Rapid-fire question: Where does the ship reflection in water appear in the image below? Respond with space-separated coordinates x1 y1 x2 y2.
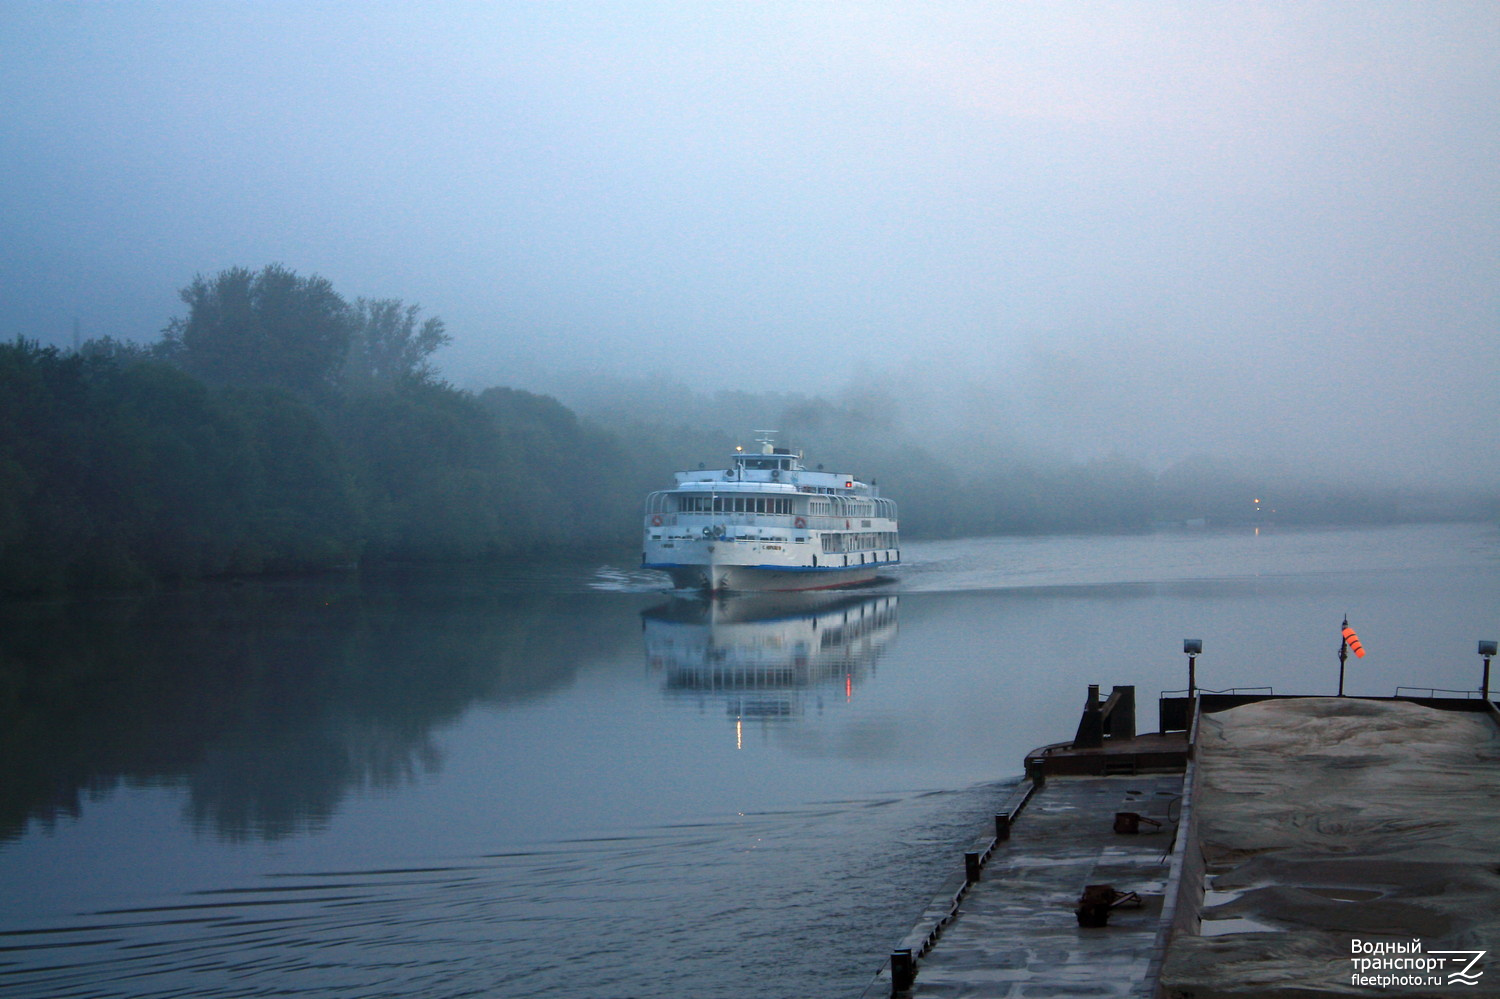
642 591 899 741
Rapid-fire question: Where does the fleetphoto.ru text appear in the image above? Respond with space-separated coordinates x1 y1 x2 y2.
1351 939 1485 989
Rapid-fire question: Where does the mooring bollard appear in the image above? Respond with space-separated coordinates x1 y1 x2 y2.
890 948 915 992
964 851 982 884
994 812 1010 841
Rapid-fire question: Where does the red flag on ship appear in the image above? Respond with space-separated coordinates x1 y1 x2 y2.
1341 620 1365 658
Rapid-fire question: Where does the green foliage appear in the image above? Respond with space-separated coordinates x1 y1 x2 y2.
231 388 364 571
477 386 633 547
0 257 648 594
342 298 450 389
0 338 367 594
164 264 351 398
338 382 507 559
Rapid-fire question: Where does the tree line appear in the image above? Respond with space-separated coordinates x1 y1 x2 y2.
0 264 1485 596
0 265 629 596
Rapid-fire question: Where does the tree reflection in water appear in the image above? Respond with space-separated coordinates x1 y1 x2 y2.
0 568 618 842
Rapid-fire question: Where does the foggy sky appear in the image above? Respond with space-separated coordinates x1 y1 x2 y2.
3 2 1498 488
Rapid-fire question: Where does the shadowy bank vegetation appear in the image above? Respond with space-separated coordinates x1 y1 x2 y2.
1 266 628 596
2 264 1490 597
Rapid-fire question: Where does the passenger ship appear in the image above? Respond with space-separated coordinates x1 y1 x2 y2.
642 437 899 592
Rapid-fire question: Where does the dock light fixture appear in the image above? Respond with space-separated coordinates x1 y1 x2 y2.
1183 639 1202 698
1480 641 1496 701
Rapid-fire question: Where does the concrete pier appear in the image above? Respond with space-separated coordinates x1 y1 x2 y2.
863 684 1188 998
866 690 1500 998
880 774 1183 998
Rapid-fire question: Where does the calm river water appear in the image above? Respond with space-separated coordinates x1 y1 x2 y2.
2 523 1497 998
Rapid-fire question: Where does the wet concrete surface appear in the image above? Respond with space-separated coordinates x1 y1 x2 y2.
890 774 1183 999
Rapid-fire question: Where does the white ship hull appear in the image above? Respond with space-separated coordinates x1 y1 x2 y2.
653 552 896 593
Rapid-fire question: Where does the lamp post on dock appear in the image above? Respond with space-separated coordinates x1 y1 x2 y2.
1183 639 1202 700
1480 640 1496 702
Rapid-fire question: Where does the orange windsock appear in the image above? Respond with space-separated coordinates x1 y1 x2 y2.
1342 625 1365 658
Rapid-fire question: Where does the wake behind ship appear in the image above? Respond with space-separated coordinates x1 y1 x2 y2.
642 437 899 593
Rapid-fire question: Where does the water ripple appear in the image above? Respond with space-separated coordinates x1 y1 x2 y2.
0 784 1007 999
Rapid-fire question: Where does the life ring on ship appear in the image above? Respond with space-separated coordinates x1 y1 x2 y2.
650 514 662 527
794 516 806 529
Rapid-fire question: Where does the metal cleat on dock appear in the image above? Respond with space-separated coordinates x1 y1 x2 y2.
1112 810 1164 834
1075 883 1143 927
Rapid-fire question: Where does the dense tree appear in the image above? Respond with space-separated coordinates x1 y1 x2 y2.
477 387 634 546
0 338 368 595
342 298 450 389
231 388 364 571
337 382 507 559
162 264 351 397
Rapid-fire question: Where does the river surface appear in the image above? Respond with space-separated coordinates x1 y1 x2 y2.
1 522 1497 998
